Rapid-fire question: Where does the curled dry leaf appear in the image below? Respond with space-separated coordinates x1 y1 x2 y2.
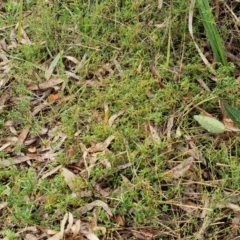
65 212 74 233
78 200 113 217
48 213 68 240
47 212 100 240
71 220 81 236
64 55 80 65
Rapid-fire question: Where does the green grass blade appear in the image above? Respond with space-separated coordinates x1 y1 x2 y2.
223 102 240 126
196 0 227 65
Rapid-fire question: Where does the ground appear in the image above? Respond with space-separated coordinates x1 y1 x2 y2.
1 1 240 239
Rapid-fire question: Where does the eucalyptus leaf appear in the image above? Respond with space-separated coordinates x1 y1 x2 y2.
223 102 240 126
194 115 225 134
45 51 63 80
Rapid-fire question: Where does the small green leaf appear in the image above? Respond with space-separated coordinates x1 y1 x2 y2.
223 102 240 126
194 115 225 134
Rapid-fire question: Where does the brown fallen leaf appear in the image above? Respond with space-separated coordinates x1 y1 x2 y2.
18 26 31 45
61 167 85 192
149 64 165 88
0 92 10 109
61 168 77 192
108 110 125 127
65 71 80 80
137 60 142 73
0 202 8 210
24 234 38 240
0 155 31 168
216 202 240 211
77 200 113 217
232 214 240 230
66 144 76 163
47 93 60 102
166 156 194 179
42 165 62 179
131 230 154 240
0 39 8 51
32 101 49 116
94 184 110 197
113 59 123 76
87 135 115 153
18 127 30 144
0 52 9 61
166 115 174 138
178 200 198 214
85 233 100 240
196 78 211 92
0 142 11 152
149 123 161 143
0 76 10 88
64 55 80 65
27 146 36 153
28 78 64 90
15 227 39 240
48 213 68 240
114 214 125 226
47 212 100 240
200 195 210 218
223 117 240 132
